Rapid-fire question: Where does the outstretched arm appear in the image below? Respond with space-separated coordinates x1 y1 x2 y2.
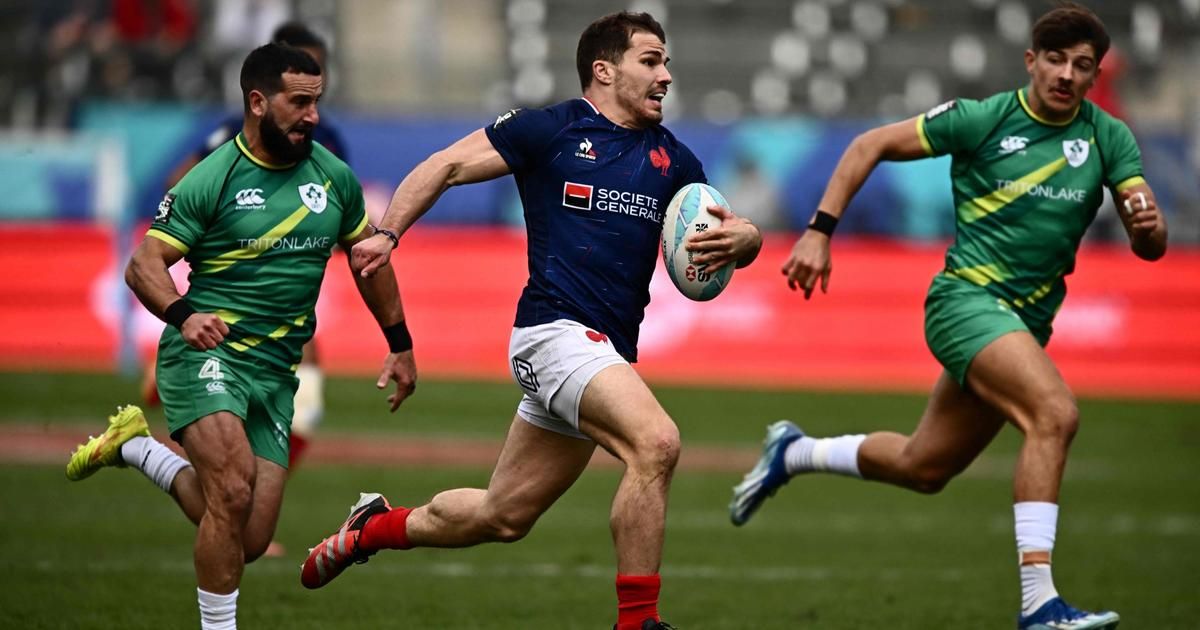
1115 182 1167 261
351 129 511 278
341 231 417 412
782 116 929 298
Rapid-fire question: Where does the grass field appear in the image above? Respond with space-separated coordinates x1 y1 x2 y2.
1 371 1197 629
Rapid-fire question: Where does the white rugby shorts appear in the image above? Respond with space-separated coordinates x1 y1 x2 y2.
508 319 627 440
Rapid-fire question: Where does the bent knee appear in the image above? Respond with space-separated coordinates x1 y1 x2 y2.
1026 396 1080 443
207 480 253 518
482 510 537 543
628 423 681 475
903 462 958 495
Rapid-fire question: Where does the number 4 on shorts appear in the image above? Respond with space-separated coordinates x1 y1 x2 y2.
198 358 224 380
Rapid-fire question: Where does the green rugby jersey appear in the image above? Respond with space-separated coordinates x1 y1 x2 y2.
916 88 1144 328
148 133 368 370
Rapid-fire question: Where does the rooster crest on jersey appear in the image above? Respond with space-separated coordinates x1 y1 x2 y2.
661 183 735 301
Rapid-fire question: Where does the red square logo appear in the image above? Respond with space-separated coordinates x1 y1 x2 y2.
562 182 594 210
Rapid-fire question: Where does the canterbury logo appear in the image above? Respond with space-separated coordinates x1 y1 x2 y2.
235 188 266 206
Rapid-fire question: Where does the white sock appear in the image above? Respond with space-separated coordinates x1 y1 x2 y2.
1015 501 1060 616
197 588 237 630
784 435 866 477
292 364 325 435
120 436 190 493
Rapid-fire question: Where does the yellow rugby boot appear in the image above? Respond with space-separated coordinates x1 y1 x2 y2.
66 405 150 481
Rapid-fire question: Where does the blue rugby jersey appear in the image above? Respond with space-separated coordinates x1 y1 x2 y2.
484 98 706 361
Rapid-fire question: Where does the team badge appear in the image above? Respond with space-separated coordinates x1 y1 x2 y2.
298 182 327 214
1063 139 1089 168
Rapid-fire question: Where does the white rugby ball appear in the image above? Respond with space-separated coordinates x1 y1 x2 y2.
661 183 734 301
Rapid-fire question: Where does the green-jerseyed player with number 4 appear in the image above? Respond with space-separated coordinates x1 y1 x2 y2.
65 43 417 630
730 3 1165 629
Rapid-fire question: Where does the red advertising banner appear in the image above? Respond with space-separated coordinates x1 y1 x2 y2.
1 224 1197 399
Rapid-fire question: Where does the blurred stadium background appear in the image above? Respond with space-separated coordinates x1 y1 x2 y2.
0 1 1197 628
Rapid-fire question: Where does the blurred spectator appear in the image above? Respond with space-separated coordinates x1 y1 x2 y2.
1089 45 1127 121
724 153 785 231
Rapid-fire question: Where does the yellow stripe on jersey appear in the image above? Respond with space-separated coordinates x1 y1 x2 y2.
212 309 244 325
341 212 369 241
1010 279 1057 309
234 134 296 170
147 229 190 254
915 115 934 156
227 336 262 352
228 314 306 352
960 157 1069 222
1115 176 1146 193
1017 89 1078 127
199 182 333 274
945 264 1008 286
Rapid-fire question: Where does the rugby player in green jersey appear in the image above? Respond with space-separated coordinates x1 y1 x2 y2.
729 4 1165 628
65 43 416 630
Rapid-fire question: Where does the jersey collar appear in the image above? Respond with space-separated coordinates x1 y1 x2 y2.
235 132 297 170
1017 88 1079 127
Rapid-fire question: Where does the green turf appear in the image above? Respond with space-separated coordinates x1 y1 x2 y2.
2 371 1197 628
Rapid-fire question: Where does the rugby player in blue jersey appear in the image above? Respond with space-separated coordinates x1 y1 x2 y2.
300 12 761 629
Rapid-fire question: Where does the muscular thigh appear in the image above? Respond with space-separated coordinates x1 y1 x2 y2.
905 371 1007 477
576 364 676 463
965 330 1072 432
484 416 595 519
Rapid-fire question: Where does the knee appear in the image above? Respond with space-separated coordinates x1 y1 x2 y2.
1027 396 1079 444
628 422 681 479
481 508 537 544
907 465 955 495
206 477 253 521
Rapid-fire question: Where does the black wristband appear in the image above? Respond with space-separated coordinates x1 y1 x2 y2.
164 299 196 330
382 320 413 353
807 210 839 237
372 226 399 249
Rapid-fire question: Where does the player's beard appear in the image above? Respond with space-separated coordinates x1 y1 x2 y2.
259 108 314 163
613 68 662 127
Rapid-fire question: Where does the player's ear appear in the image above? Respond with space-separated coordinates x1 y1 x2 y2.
248 89 269 117
1023 49 1036 75
592 60 614 86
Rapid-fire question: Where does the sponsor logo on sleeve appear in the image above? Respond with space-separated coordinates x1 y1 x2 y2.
493 108 523 129
154 193 177 224
925 100 957 120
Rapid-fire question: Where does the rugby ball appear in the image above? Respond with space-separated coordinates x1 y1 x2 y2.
661 183 735 301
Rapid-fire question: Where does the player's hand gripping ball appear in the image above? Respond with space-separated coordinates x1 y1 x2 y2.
661 183 735 301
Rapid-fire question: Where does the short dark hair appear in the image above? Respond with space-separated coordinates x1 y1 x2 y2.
272 21 326 53
239 43 322 112
1032 2 1110 63
576 12 666 90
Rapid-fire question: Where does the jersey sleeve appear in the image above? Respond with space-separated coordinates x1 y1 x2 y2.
483 106 566 174
1098 115 1145 192
146 168 217 255
337 170 369 240
916 97 998 157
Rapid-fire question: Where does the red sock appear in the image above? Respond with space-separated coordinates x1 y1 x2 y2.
359 506 414 551
616 573 660 630
288 434 309 470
